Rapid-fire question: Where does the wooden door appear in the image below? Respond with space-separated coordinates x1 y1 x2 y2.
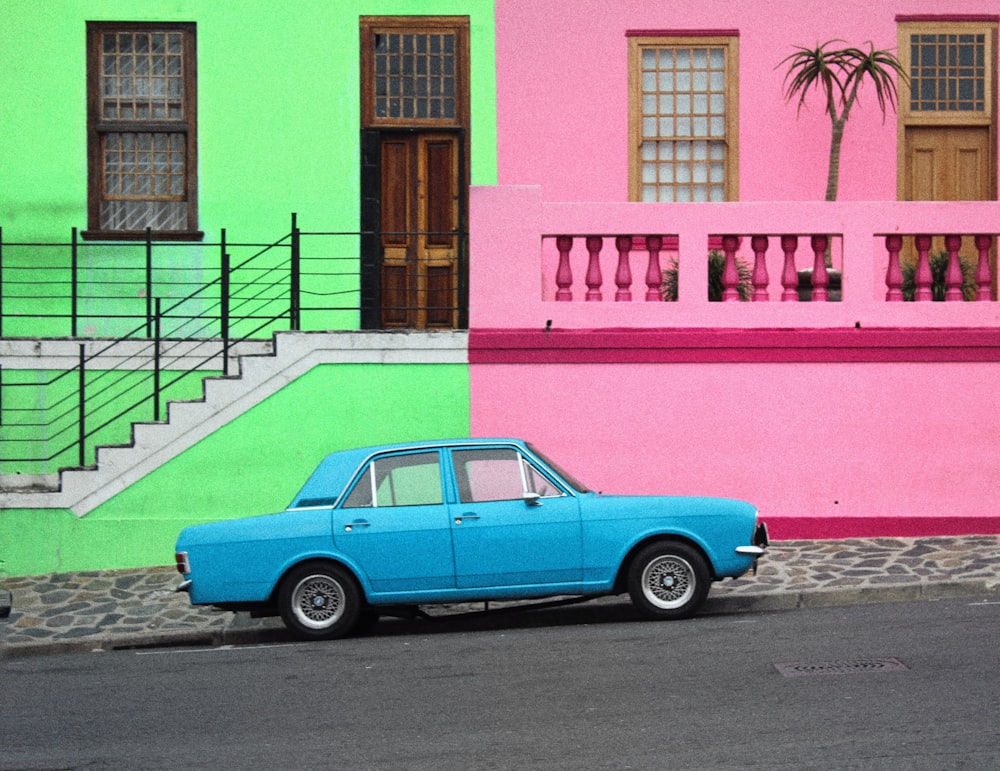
379 132 460 329
904 126 991 202
902 126 993 273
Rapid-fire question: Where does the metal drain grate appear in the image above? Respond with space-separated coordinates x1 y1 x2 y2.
775 658 909 677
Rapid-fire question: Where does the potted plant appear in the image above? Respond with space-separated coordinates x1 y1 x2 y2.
900 252 978 301
662 251 753 302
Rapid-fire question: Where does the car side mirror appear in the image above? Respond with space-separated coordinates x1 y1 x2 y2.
523 492 542 506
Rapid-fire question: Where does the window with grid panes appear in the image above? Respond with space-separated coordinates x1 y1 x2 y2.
628 34 738 202
85 22 199 239
375 32 455 120
360 17 468 128
899 22 995 119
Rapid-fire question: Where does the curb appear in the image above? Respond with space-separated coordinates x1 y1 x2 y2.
707 578 997 615
3 578 996 661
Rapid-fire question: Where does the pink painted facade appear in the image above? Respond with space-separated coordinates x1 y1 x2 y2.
469 2 1000 539
494 0 1000 200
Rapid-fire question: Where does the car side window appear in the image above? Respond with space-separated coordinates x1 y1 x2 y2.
453 448 561 503
342 452 442 508
522 459 556 498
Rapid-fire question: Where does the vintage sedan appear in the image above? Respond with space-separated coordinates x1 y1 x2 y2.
175 439 767 640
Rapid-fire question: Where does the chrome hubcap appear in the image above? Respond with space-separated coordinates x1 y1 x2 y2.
292 574 345 629
642 555 694 609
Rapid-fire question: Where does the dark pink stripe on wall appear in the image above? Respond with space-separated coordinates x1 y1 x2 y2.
895 15 998 22
768 516 1000 540
626 29 740 37
469 328 1000 364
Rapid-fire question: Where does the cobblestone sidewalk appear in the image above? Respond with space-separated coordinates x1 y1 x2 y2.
2 536 998 658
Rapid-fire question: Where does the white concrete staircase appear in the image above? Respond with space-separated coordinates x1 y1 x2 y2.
0 330 468 516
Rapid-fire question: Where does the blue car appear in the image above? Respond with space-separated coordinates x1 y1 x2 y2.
175 439 767 640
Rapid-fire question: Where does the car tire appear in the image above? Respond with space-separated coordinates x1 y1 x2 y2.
627 541 710 620
278 563 362 640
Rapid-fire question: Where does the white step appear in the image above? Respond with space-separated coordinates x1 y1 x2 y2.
0 331 468 515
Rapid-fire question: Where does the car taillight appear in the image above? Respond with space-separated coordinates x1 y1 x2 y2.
175 551 191 574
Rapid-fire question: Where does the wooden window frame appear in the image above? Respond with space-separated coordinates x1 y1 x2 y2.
360 16 470 130
84 21 200 241
896 17 998 202
897 17 997 127
627 31 740 202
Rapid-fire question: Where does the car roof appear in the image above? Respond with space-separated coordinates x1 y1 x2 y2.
290 438 531 508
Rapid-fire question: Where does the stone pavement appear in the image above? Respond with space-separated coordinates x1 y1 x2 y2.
2 535 998 659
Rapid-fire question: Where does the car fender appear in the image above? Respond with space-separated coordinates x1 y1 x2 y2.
612 526 719 575
177 508 378 606
578 494 759 581
266 549 378 602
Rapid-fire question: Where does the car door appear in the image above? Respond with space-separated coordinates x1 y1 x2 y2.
448 447 583 589
332 450 455 594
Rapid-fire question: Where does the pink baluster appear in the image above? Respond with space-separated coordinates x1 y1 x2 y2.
615 235 633 302
914 235 933 302
884 234 904 302
555 235 573 301
944 234 964 302
974 234 994 302
810 234 829 302
585 236 603 301
721 235 741 301
780 235 799 302
645 234 664 301
751 235 769 302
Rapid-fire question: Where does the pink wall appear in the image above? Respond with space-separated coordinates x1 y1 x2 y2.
495 0 1000 202
467 184 1000 538
483 3 1000 539
470 358 1000 538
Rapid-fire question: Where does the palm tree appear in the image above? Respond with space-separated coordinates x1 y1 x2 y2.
779 41 907 201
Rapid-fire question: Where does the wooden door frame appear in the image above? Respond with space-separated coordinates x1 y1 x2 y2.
360 127 468 330
896 17 998 202
358 15 470 329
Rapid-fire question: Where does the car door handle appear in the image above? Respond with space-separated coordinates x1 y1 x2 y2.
344 520 371 532
454 514 480 524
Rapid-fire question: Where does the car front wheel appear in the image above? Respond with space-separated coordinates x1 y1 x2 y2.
278 563 362 640
627 542 710 620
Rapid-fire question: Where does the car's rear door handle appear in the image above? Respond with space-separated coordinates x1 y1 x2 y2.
344 520 371 532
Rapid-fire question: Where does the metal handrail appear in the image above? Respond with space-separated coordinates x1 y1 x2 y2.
0 216 469 477
0 217 300 474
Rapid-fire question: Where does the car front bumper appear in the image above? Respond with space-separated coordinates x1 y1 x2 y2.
735 520 769 556
734 521 768 574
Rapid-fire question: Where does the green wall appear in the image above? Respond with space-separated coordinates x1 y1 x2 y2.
0 1 493 575
0 361 470 577
0 0 497 240
0 1 497 335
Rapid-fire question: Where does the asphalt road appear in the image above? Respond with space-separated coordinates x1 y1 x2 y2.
2 597 998 770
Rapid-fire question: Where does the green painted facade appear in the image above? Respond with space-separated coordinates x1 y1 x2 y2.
1 362 471 577
0 1 494 577
0 0 497 240
1 0 497 336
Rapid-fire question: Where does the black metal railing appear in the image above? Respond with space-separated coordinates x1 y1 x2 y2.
0 218 299 477
0 215 468 478
0 218 299 340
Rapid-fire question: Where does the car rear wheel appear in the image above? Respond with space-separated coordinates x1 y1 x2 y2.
279 563 362 640
627 542 710 620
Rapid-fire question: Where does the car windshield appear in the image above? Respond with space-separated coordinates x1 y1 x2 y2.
526 443 591 493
